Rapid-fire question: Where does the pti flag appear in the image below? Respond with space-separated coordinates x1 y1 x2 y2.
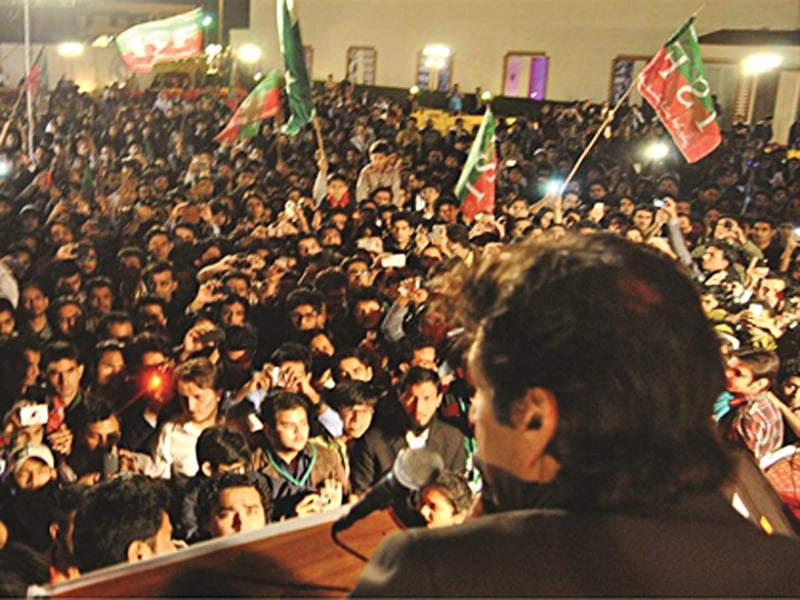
455 108 497 223
215 69 283 143
115 8 204 74
277 0 315 136
26 47 49 115
638 17 721 163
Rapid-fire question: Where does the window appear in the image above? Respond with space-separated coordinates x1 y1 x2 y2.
346 47 377 85
502 52 549 100
416 45 453 92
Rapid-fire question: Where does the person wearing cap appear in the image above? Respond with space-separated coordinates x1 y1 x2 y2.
0 443 59 553
356 140 402 206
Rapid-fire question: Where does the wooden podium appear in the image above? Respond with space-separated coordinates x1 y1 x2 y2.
44 506 400 597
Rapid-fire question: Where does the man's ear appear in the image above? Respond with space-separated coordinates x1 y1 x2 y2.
398 362 409 374
200 460 214 478
752 376 771 394
510 387 559 482
127 539 153 563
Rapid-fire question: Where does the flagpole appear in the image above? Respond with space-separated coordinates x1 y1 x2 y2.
312 116 325 162
558 80 636 196
23 0 34 159
0 85 28 151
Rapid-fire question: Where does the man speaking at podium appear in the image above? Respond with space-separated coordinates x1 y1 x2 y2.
353 234 800 597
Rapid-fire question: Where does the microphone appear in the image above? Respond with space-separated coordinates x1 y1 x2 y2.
333 447 443 533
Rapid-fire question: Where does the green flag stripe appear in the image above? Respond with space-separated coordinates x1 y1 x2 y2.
664 17 716 116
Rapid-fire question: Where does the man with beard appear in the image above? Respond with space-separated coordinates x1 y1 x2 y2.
349 366 466 499
354 234 800 597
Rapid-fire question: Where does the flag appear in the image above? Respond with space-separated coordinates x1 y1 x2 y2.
26 46 49 115
637 17 721 163
277 0 315 136
455 108 497 223
214 69 283 143
115 8 204 74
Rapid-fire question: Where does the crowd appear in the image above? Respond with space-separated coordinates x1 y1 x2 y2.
0 68 796 593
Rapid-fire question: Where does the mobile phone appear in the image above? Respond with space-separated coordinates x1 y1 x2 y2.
593 202 605 212
653 198 665 208
356 238 371 250
199 329 225 345
19 404 48 427
381 254 407 268
102 452 120 480
749 303 764 318
246 413 264 433
432 224 446 238
794 227 800 238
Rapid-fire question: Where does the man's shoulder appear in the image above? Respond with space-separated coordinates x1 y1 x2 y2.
429 417 465 441
355 502 800 597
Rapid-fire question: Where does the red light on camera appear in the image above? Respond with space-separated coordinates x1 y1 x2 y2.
147 374 163 391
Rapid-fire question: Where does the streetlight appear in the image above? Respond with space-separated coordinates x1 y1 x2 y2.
237 44 262 64
57 42 84 58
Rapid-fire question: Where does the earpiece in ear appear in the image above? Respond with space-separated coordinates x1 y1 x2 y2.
529 416 542 430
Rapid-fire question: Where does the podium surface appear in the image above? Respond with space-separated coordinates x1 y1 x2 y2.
45 506 399 597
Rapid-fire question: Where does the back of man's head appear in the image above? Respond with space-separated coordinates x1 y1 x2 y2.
458 233 732 510
73 475 171 573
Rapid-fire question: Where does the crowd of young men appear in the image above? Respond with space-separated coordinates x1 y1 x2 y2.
0 69 797 591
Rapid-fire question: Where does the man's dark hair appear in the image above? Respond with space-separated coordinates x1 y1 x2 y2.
271 342 311 373
144 261 175 285
260 390 309 429
286 287 325 314
41 340 81 369
85 276 114 295
734 348 780 388
75 397 118 440
332 346 374 382
0 298 14 316
313 267 348 293
97 311 134 340
424 470 473 514
399 335 437 365
457 233 732 510
195 472 272 538
399 366 441 394
327 380 380 410
196 425 251 471
126 331 172 372
446 224 470 248
72 475 170 572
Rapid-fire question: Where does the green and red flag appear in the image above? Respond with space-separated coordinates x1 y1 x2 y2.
455 107 497 223
277 0 315 136
637 17 721 163
214 69 283 143
26 46 49 115
115 8 204 74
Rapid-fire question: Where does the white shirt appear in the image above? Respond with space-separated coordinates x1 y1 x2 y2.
151 418 205 479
